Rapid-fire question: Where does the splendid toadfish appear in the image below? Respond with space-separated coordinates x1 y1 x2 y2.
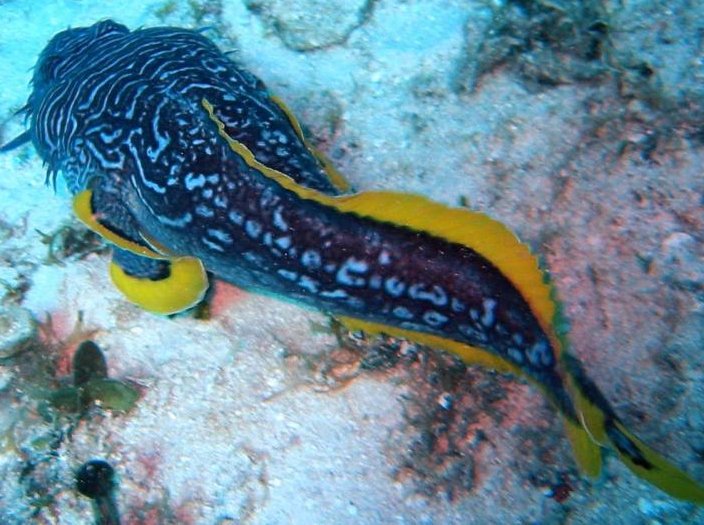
2 20 702 503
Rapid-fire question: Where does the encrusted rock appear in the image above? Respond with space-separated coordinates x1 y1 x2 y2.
0 304 36 359
657 232 703 291
245 0 372 51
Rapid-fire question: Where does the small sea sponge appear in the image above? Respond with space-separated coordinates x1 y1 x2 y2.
83 378 139 413
49 340 139 414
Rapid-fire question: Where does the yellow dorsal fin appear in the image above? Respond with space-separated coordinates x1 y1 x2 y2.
204 98 556 346
270 95 351 193
310 147 352 193
270 95 306 142
334 193 557 345
73 190 163 259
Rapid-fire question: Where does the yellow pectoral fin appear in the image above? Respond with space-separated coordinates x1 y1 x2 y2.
73 190 163 259
109 256 209 315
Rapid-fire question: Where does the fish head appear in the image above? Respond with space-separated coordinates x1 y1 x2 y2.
30 20 129 107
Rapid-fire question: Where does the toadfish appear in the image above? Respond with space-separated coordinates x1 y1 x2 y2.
2 20 702 503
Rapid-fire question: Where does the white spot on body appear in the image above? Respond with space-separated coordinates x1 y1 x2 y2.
423 310 448 327
301 250 322 270
214 194 228 208
320 288 349 299
228 210 244 225
527 339 553 367
378 250 392 265
157 212 192 227
195 205 214 218
245 219 262 239
408 284 448 306
207 229 233 244
393 306 414 320
272 207 288 232
481 298 497 328
458 324 488 343
451 298 465 313
384 277 405 297
202 237 225 253
320 289 348 299
277 269 298 281
298 275 319 293
243 252 263 265
275 236 292 249
507 347 524 363
185 173 206 190
336 258 369 287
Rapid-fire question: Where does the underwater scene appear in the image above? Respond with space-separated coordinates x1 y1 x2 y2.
0 0 703 523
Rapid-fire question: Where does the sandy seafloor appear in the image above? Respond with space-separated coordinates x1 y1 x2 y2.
0 0 703 523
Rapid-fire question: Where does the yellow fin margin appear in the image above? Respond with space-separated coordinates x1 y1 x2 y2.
338 316 521 375
73 190 163 259
109 257 208 315
342 316 603 478
270 95 351 192
205 98 553 342
564 417 603 478
209 96 601 473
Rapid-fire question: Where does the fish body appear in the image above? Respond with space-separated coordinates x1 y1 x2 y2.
3 20 703 503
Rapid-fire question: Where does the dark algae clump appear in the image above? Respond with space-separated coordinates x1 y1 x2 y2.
50 340 139 414
76 459 121 525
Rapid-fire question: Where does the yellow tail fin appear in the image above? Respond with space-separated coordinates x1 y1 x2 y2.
563 354 704 504
564 416 603 478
